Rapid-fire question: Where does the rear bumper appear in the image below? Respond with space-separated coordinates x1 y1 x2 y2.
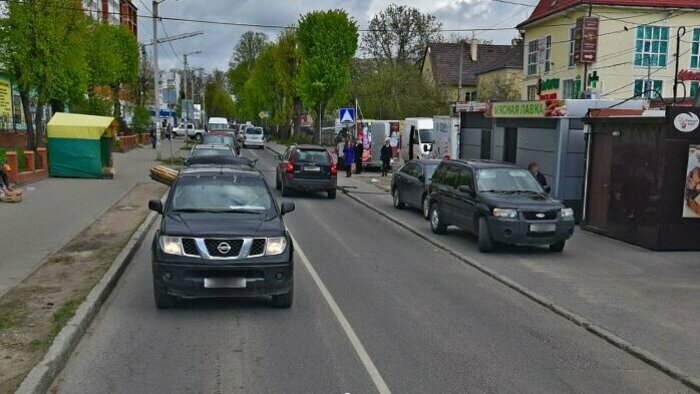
487 217 575 245
285 176 337 191
153 260 293 298
244 140 264 147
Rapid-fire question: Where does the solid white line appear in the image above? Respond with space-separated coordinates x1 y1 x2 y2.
288 232 391 394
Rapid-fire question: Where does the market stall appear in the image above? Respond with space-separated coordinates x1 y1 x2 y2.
47 113 117 178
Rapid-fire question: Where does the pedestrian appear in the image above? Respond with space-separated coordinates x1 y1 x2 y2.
0 160 13 193
354 139 363 174
528 162 548 189
343 139 355 177
380 138 391 177
149 124 157 149
336 131 346 171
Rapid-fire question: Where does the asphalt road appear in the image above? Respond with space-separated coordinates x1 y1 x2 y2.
51 146 688 393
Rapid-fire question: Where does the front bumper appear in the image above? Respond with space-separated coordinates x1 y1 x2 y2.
285 175 337 191
487 217 575 245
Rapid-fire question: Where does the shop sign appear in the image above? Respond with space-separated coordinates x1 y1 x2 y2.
489 100 567 118
678 69 700 82
0 76 12 120
683 144 700 218
574 16 599 64
673 111 700 133
454 101 487 113
539 78 560 100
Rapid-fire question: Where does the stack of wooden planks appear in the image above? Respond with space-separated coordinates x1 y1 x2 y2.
1 189 23 203
149 165 178 186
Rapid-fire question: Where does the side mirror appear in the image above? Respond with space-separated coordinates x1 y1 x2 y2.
423 144 430 152
418 175 425 183
458 185 474 195
280 201 296 215
148 199 163 214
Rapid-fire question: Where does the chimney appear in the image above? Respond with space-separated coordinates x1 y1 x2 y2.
470 39 478 61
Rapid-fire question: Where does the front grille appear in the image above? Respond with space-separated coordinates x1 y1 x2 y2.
522 210 558 220
182 238 199 256
205 239 243 258
250 239 266 256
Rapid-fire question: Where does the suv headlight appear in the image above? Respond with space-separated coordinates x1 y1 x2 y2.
561 208 575 218
265 237 287 256
159 236 183 256
492 208 517 218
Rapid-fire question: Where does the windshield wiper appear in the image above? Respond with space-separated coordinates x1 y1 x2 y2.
172 208 262 214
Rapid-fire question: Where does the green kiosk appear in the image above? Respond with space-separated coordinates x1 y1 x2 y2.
47 113 117 178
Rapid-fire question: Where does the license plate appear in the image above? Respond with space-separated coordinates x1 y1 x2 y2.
530 223 556 233
304 166 321 172
204 277 246 289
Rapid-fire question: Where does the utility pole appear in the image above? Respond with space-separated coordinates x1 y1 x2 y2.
182 51 201 121
152 0 161 145
458 40 463 102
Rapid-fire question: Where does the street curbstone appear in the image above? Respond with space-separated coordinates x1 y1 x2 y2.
16 193 166 394
341 188 700 393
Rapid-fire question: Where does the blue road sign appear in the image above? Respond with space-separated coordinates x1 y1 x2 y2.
339 108 355 124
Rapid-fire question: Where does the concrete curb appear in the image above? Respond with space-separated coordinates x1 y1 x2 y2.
16 197 164 394
341 189 700 392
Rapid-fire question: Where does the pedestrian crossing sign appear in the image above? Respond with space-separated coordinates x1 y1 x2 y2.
339 108 355 125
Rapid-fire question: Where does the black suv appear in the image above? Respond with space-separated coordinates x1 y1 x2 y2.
427 160 575 253
148 166 296 308
275 145 337 199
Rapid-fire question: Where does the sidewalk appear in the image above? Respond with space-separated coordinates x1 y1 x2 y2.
0 139 184 297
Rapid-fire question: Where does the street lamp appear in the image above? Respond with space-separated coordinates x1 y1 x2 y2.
183 50 201 121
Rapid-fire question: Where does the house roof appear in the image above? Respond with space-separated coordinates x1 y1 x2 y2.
518 0 700 28
423 42 518 86
475 44 524 75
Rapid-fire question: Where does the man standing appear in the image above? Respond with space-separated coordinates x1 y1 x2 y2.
528 162 548 189
354 139 363 174
380 138 391 177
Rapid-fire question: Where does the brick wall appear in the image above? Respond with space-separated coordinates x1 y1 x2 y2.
0 132 27 149
5 147 48 185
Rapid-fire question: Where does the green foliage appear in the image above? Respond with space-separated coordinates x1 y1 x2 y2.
69 95 113 116
132 106 151 134
296 10 358 123
350 60 448 119
205 76 236 119
231 31 268 67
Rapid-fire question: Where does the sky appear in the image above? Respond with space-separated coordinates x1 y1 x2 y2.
134 0 536 71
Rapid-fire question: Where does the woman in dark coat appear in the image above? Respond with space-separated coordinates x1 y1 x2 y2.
354 140 363 174
380 138 391 177
343 140 355 177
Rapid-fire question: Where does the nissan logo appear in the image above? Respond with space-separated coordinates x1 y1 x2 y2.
217 242 232 254
536 213 546 218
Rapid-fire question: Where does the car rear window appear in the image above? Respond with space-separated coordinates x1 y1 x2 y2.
247 128 263 135
191 148 232 157
296 149 330 164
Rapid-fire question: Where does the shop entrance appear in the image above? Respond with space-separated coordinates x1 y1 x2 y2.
586 132 613 231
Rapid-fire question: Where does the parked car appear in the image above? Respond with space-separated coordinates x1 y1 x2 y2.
391 159 441 219
275 145 337 199
202 132 240 155
185 144 237 165
427 160 575 253
243 127 265 149
237 124 250 142
148 166 296 308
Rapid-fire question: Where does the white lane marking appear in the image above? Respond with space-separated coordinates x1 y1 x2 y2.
288 232 391 394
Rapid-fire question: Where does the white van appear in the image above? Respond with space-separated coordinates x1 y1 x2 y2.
207 117 229 131
433 116 460 160
401 118 435 162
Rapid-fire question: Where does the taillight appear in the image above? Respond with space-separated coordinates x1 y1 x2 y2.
331 162 337 175
285 162 294 173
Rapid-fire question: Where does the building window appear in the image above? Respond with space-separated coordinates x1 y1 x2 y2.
690 81 699 98
634 25 669 68
464 91 477 101
527 84 538 100
562 78 581 99
527 40 538 75
568 27 576 67
544 36 552 73
691 28 700 69
634 79 663 98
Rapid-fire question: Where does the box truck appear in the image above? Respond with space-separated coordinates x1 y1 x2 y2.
433 116 460 160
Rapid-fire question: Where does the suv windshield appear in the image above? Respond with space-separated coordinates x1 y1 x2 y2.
191 148 232 157
296 149 330 164
171 176 273 212
209 124 228 131
419 129 434 143
477 168 543 193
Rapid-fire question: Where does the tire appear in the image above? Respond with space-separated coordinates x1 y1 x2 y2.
327 189 337 199
153 285 176 309
272 283 293 308
478 216 495 253
195 133 203 142
392 188 405 209
550 240 566 252
281 182 291 197
429 203 447 234
421 194 430 220
276 173 281 190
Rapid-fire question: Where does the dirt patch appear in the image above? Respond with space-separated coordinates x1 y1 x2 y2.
0 182 166 392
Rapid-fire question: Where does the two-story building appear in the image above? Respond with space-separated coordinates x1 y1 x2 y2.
518 0 700 101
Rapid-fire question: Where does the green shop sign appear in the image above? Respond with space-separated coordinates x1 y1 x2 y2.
490 102 546 118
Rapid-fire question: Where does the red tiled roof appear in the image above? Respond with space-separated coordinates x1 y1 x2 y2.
518 0 700 28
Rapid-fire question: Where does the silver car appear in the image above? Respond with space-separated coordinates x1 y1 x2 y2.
243 127 265 149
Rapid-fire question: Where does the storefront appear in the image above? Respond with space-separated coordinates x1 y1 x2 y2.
583 106 700 250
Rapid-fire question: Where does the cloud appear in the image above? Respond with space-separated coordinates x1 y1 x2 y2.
138 0 526 71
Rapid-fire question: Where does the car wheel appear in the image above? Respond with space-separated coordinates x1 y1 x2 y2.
421 194 430 220
550 240 566 252
281 182 291 197
272 283 293 308
478 216 495 253
327 189 337 199
392 188 405 209
430 203 447 234
153 285 176 309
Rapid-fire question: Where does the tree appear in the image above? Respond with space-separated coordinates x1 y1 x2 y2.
131 105 151 133
231 31 268 69
205 70 236 119
478 73 521 101
107 26 139 119
272 30 301 135
296 10 358 142
136 47 154 106
0 0 90 150
361 4 442 66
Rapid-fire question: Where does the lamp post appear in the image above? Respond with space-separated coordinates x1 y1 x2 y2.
183 50 201 121
152 0 167 145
